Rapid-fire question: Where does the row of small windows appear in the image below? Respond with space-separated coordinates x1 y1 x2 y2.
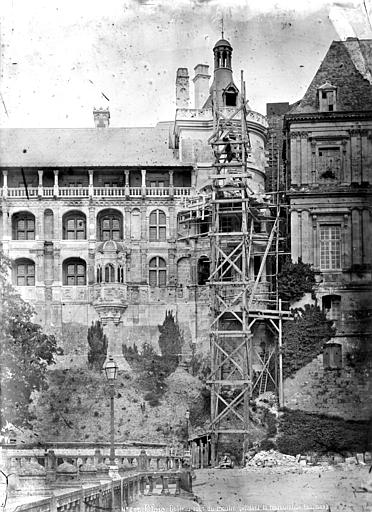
13 256 171 287
11 209 168 241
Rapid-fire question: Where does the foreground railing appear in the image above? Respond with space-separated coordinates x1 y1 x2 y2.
1 448 193 509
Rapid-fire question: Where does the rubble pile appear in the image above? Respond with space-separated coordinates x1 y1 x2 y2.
245 449 297 468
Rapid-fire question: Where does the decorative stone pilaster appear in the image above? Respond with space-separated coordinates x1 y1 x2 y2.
2 170 8 198
88 169 94 198
38 170 43 197
125 170 130 198
141 169 146 197
53 170 59 197
169 170 174 198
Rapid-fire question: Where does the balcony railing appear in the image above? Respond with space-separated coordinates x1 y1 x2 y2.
2 186 193 199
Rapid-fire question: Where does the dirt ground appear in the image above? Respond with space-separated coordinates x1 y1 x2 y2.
192 467 372 511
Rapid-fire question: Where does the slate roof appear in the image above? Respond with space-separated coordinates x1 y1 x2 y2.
0 122 186 168
289 38 372 114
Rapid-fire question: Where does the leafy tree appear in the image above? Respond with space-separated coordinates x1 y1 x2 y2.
282 304 334 379
87 320 108 371
158 311 183 373
0 251 58 427
277 258 316 305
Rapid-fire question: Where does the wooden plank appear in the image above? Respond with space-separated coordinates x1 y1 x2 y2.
206 380 251 385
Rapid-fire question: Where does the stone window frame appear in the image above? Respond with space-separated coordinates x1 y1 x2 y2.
317 83 337 112
149 209 167 242
197 255 210 285
12 211 35 240
319 224 342 271
62 210 87 240
322 294 342 321
96 208 123 242
309 136 347 184
13 258 35 286
316 145 342 182
148 256 167 288
62 257 87 286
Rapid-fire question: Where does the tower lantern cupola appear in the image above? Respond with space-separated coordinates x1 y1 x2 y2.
213 38 232 71
211 36 239 109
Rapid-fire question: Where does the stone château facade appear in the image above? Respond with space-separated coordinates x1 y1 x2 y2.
0 37 268 369
283 37 372 420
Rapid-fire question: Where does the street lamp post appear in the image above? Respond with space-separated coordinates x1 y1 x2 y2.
185 409 190 449
104 356 118 466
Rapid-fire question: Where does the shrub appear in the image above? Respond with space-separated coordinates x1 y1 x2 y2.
87 321 108 371
158 311 183 373
277 258 315 304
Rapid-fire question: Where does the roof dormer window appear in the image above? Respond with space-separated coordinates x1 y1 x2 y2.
223 83 238 107
318 82 337 112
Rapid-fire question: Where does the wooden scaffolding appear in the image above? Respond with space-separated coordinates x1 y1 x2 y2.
178 72 291 463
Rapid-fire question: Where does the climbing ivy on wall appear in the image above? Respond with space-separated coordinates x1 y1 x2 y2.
276 408 370 455
277 258 316 304
282 305 334 379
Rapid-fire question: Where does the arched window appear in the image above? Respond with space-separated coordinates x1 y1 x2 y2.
12 212 35 240
149 210 166 241
44 209 54 240
117 265 124 283
104 264 115 283
149 257 166 287
96 265 103 283
62 211 86 240
224 87 237 107
14 258 35 286
63 258 86 285
198 257 210 285
97 209 123 241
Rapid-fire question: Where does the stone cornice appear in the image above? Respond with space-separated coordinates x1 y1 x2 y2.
288 188 372 199
284 110 372 127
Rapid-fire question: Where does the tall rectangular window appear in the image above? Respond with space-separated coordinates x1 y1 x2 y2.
320 225 341 270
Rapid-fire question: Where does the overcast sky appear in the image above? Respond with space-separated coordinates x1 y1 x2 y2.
0 0 371 128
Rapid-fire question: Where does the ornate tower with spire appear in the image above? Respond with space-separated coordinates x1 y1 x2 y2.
211 36 239 109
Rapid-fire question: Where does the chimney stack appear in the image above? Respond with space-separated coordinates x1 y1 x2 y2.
93 107 110 128
193 64 210 109
176 68 190 108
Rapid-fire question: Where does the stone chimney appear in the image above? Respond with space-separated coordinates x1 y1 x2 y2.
93 107 110 128
193 64 210 109
176 68 190 108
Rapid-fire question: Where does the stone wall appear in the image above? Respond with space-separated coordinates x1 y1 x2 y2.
284 343 372 421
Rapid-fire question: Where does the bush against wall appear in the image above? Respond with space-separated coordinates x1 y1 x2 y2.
277 258 315 304
0 250 59 427
282 304 334 379
276 408 370 455
158 310 183 373
87 321 108 371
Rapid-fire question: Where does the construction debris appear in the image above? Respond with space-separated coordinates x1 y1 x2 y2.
245 449 297 468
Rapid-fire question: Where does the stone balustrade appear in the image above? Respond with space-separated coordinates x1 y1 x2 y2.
2 186 192 199
1 448 193 509
1 447 183 480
